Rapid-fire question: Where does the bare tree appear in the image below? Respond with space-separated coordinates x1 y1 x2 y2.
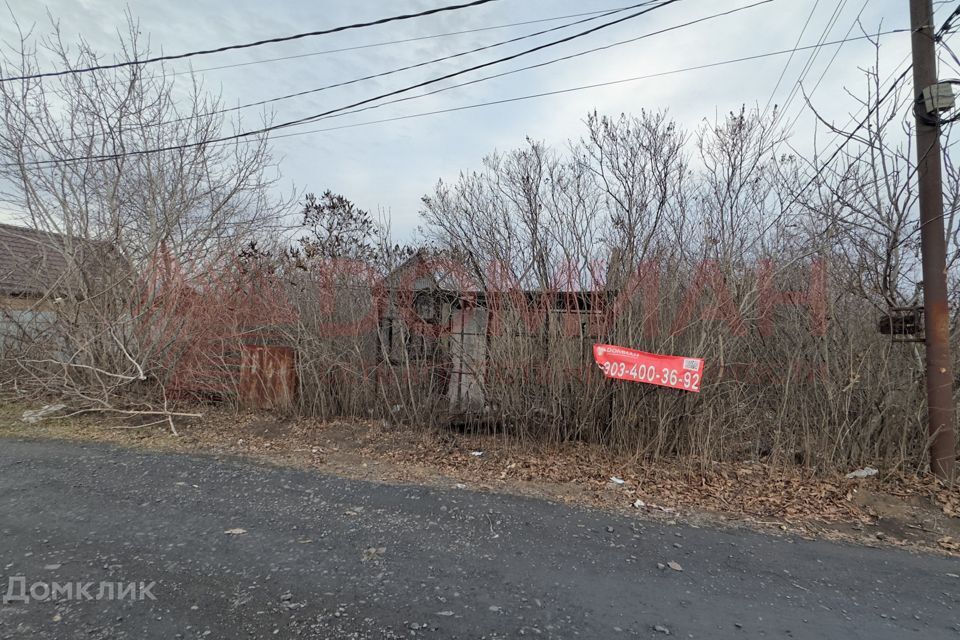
0 13 285 425
413 95 952 472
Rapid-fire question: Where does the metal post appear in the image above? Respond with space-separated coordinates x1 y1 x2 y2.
910 0 956 481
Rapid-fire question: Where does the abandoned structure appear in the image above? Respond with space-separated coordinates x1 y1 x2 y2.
0 222 68 311
378 253 608 413
0 222 96 345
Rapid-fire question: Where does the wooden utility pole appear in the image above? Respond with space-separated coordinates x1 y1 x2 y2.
910 0 956 481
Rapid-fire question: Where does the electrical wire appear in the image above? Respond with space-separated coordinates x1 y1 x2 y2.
139 5 652 81
274 31 909 140
807 0 960 145
753 0 901 237
788 67 915 220
10 0 687 165
295 0 789 128
150 2 655 126
937 2 960 40
761 0 869 182
913 5 960 125
35 0 749 146
780 1 871 134
772 0 852 131
0 0 500 83
4 27 908 168
761 0 821 121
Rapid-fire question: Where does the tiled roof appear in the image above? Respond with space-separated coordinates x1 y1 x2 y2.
0 222 112 297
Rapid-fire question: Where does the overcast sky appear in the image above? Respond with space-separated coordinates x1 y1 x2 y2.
0 0 948 238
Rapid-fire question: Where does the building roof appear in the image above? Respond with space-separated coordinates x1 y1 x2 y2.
383 251 609 311
0 222 113 297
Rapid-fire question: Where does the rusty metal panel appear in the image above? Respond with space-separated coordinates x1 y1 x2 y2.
239 345 297 410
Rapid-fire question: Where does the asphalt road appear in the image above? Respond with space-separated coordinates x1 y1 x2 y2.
0 439 958 639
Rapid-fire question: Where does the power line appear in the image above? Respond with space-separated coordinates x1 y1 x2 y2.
265 30 909 141
752 0 865 219
801 0 960 176
784 0 960 154
298 0 779 127
12 0 687 165
37 0 741 145
0 0 500 83
162 2 654 125
79 5 651 87
744 62 914 252
772 0 852 130
158 5 648 79
7 27 906 167
761 0 821 121
202 29 909 144
788 66 915 217
792 80 913 189
780 0 870 134
937 1 960 40
786 0 960 203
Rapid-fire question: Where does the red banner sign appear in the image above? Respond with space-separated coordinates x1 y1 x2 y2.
593 344 703 393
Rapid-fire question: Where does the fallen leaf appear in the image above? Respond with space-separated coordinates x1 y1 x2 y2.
667 561 683 572
937 536 960 552
224 528 247 536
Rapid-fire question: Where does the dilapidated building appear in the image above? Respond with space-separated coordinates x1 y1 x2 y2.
378 254 608 414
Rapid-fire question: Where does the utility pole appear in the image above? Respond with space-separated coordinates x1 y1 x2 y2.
910 0 956 481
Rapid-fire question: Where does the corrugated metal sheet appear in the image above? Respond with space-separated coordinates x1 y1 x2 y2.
239 345 296 410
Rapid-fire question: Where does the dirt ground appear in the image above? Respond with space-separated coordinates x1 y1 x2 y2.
2 402 959 556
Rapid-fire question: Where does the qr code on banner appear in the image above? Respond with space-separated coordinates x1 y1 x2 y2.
683 359 700 371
